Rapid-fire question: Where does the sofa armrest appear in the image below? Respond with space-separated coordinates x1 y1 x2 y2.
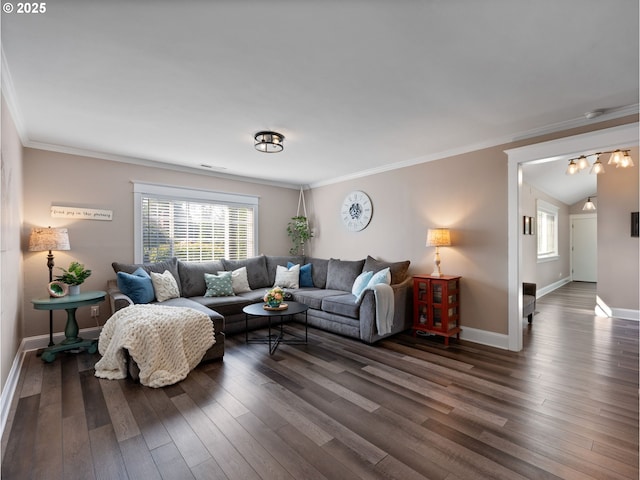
107 279 134 314
359 276 413 343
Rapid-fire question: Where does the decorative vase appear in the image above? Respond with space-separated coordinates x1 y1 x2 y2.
267 299 281 308
68 285 81 296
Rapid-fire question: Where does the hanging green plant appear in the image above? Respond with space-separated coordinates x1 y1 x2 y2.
287 216 313 255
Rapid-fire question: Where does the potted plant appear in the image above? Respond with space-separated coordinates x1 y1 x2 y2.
287 216 313 255
55 261 92 295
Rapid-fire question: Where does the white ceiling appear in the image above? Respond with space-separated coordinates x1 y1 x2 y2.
2 1 638 197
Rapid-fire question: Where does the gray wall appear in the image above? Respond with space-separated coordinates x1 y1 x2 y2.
597 146 639 311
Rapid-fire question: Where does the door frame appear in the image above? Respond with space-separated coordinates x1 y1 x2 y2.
505 123 638 351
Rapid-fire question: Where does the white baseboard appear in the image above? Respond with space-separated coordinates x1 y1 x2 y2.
0 343 27 440
612 308 640 321
0 326 102 439
460 326 510 350
537 276 572 298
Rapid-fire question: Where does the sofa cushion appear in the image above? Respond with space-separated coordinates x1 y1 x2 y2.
222 256 270 289
116 268 155 304
265 256 304 285
190 294 256 317
326 258 365 292
204 272 235 297
304 257 329 288
288 261 313 288
291 288 350 310
363 255 410 285
112 257 182 296
322 294 361 319
178 260 225 297
274 264 300 288
150 270 180 302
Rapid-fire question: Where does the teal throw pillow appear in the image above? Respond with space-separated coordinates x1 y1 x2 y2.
117 267 155 304
204 271 235 297
288 261 314 288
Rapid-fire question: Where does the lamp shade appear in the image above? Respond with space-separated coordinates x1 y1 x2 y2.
29 227 70 252
426 228 451 247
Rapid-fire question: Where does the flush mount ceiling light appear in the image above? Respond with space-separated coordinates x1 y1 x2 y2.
566 149 635 175
254 131 284 153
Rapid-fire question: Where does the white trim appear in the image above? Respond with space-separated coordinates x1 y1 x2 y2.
132 181 259 205
459 326 510 350
595 296 640 321
506 123 639 352
537 276 572 298
0 346 26 439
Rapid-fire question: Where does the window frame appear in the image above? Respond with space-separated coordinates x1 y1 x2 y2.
133 182 259 263
536 199 559 262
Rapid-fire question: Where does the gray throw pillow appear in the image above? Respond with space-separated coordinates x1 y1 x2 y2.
363 255 410 285
222 255 270 289
326 258 365 292
178 260 225 297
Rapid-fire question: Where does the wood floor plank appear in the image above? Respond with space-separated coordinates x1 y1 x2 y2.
117 434 162 480
1 394 40 480
89 424 128 480
150 441 196 480
33 401 63 480
62 413 96 480
99 378 141 442
119 379 172 450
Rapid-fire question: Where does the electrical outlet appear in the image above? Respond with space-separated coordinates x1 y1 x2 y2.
91 305 99 317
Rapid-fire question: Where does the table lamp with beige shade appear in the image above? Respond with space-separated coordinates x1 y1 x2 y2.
426 228 450 277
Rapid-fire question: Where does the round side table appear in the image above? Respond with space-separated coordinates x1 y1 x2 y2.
32 290 106 362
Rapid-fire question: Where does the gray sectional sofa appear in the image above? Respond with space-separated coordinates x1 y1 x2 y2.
108 254 413 362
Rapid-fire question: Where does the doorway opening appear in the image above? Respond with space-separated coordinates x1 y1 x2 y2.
505 123 638 351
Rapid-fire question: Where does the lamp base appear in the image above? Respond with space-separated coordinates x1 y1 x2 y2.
431 248 443 277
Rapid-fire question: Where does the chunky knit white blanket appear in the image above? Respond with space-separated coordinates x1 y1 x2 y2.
95 304 215 388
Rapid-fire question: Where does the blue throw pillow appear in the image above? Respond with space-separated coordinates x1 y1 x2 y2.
288 261 314 287
367 267 391 288
352 270 374 301
116 267 155 304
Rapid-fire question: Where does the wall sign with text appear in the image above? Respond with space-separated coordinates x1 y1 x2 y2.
51 205 113 221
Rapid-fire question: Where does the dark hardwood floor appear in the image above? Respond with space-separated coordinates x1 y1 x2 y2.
2 282 638 479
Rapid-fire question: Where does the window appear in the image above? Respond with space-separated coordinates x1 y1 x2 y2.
537 199 559 260
133 182 258 263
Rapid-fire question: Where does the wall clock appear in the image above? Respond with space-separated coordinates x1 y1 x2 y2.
341 190 373 231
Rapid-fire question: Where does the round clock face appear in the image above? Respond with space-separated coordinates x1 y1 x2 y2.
341 190 373 231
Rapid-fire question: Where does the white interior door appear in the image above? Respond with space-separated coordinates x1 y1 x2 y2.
571 215 597 282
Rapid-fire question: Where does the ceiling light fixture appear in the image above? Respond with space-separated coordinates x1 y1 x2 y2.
566 149 634 175
254 131 284 153
582 196 596 211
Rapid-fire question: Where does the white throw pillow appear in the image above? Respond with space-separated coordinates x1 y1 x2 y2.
218 266 251 294
150 270 180 302
274 264 300 289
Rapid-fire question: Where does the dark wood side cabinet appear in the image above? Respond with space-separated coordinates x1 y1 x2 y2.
413 275 461 345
